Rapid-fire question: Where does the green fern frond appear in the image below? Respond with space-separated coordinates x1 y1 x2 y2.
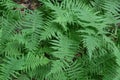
51 35 78 61
1 18 15 40
4 41 22 57
90 0 105 11
31 64 51 80
103 0 120 14
42 0 87 31
24 52 50 71
40 22 62 40
0 57 24 80
21 10 43 51
46 60 67 80
82 35 100 58
66 60 87 80
15 74 30 80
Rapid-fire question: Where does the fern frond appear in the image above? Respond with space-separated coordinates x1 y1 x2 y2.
66 60 87 80
24 52 50 71
0 57 24 80
40 22 62 40
4 41 22 57
82 35 100 58
103 0 120 14
21 10 43 51
15 74 30 80
42 0 87 31
51 35 78 61
46 60 67 80
31 64 51 80
1 18 15 40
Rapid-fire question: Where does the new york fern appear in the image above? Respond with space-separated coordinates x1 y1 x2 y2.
0 0 120 80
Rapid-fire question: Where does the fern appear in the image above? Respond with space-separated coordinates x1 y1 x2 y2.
0 57 24 80
40 22 62 40
0 0 120 80
66 60 87 80
20 10 43 51
46 60 67 80
24 52 50 71
51 35 78 61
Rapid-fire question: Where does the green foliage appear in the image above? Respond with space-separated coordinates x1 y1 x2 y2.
0 0 120 80
0 57 24 80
